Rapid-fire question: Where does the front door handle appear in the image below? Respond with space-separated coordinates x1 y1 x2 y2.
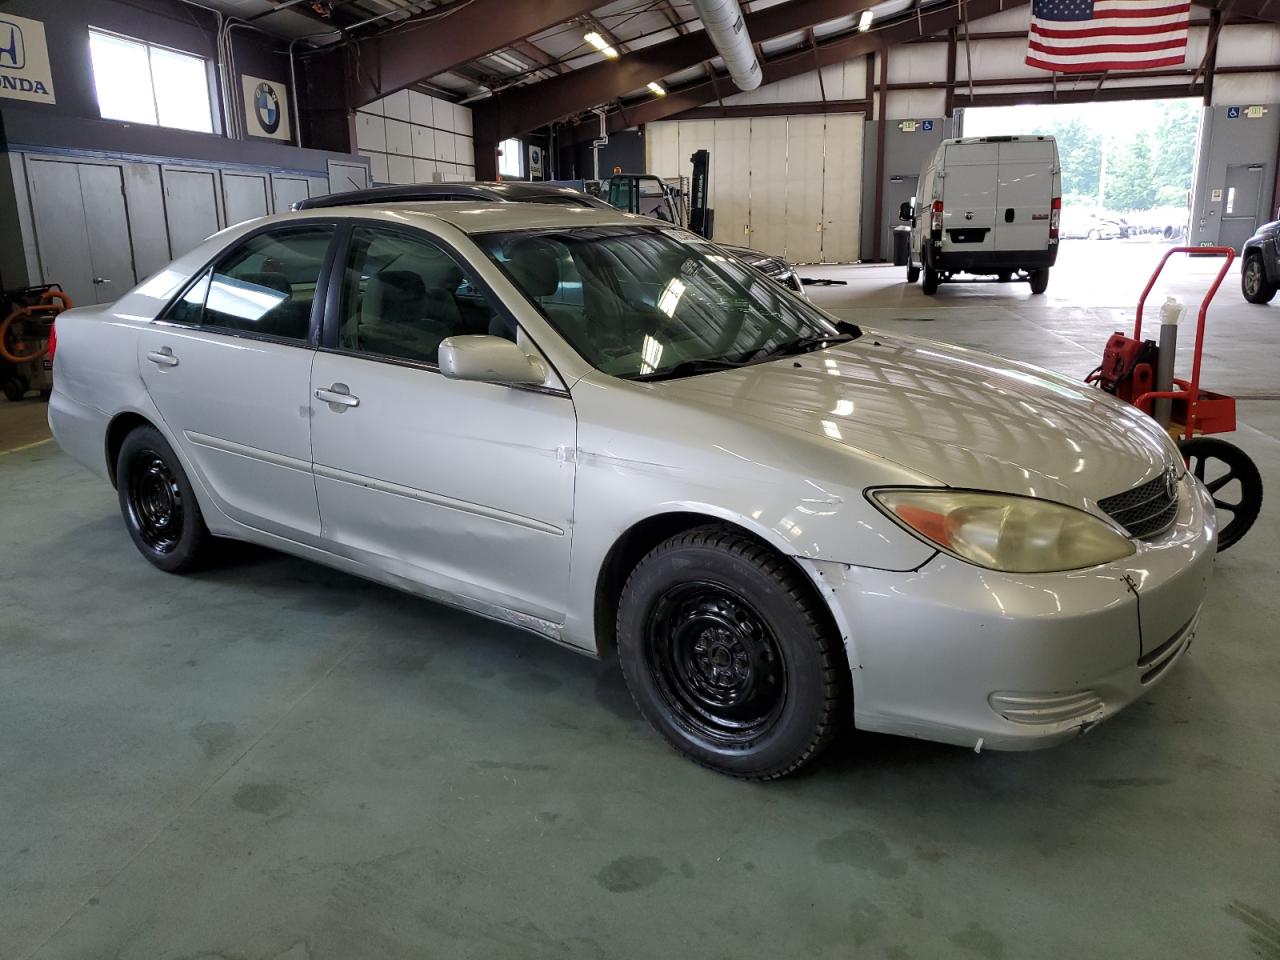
146 348 179 367
315 384 360 408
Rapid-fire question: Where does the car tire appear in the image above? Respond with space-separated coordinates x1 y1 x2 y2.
997 271 1012 283
1087 229 1100 240
616 524 847 780
1029 268 1050 295
907 264 920 284
1242 252 1277 305
116 425 212 573
1180 436 1263 552
922 264 940 295
2 378 24 402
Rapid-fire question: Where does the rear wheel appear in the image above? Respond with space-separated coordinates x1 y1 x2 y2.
616 525 846 780
997 271 1012 283
1029 268 1050 295
906 264 920 284
1180 436 1262 552
116 425 212 572
921 263 940 295
1242 253 1277 305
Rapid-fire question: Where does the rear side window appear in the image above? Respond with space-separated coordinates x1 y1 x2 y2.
166 225 334 340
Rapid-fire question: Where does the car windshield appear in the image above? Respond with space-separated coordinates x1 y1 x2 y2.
476 226 848 379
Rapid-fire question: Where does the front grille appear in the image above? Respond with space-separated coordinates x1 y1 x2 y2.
1099 472 1179 539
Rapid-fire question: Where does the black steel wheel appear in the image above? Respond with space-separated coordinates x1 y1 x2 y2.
1180 436 1263 552
616 524 847 780
116 425 211 572
1029 268 1050 295
1242 252 1277 305
645 582 788 747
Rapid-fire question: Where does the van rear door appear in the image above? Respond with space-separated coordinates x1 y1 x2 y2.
939 141 999 255
995 139 1055 252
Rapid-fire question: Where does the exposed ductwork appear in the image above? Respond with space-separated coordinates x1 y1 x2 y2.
689 0 761 92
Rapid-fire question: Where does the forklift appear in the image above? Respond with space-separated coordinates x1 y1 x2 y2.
602 149 715 240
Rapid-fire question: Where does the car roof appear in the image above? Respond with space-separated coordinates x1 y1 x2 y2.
295 180 603 210
290 200 651 235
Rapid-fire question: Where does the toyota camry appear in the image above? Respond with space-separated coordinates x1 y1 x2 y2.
47 201 1216 779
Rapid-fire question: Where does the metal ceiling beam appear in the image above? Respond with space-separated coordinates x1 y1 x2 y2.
472 0 887 144
583 0 1021 136
305 0 602 109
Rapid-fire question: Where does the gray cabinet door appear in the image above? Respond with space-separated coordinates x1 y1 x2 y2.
163 169 221 259
79 164 137 302
271 175 310 212
27 159 136 306
27 159 96 305
223 172 270 226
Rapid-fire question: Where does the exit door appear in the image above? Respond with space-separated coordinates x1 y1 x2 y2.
1219 163 1264 253
27 159 138 306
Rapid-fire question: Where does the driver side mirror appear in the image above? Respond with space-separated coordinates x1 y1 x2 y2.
899 200 915 223
438 335 546 386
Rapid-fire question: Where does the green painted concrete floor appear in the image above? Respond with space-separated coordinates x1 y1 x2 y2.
1 242 1278 959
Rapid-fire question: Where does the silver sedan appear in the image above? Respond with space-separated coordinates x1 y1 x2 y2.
47 202 1216 779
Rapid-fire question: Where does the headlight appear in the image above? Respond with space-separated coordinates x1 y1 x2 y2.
870 489 1135 573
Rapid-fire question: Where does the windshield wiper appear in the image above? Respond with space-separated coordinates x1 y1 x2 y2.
631 357 749 382
755 329 858 361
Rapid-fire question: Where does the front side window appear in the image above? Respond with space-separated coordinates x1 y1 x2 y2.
338 227 513 366
88 29 214 133
477 227 843 379
168 225 333 340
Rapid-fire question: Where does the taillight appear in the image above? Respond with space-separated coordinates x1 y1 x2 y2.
930 200 943 240
46 321 56 367
1049 197 1061 241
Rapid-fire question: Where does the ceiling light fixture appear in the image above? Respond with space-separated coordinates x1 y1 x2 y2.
584 31 620 58
647 81 666 96
858 9 874 31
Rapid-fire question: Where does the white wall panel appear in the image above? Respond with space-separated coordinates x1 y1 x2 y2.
645 122 682 178
712 118 752 246
355 112 386 152
886 45 947 85
886 89 945 120
1217 24 1280 67
784 115 825 262
385 118 412 157
409 90 434 127
382 90 411 122
362 151 389 184
822 114 863 262
1213 74 1280 104
388 153 415 185
748 117 789 256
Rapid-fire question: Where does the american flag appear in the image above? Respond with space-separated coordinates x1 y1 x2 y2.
1026 0 1191 74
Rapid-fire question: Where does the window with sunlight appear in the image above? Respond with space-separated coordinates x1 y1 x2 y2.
498 138 523 178
89 29 214 134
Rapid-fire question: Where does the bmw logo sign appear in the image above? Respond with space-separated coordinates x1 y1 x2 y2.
254 82 281 134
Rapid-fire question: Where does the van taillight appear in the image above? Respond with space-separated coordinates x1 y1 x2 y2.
46 321 56 367
1049 197 1061 241
930 200 944 239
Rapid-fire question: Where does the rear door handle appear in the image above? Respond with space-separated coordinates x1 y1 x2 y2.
315 384 360 408
146 348 179 367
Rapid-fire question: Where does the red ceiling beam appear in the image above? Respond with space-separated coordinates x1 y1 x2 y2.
473 0 887 144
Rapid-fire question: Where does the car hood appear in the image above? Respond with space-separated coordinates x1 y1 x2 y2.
656 332 1175 508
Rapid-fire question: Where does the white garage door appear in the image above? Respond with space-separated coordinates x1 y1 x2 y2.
645 113 864 262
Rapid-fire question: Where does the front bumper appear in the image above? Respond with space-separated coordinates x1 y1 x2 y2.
822 475 1216 751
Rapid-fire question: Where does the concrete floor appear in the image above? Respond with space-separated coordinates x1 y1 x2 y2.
1 241 1278 960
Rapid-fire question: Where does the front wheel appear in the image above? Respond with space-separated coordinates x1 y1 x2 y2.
1242 253 1277 304
616 525 847 780
906 264 920 284
1180 436 1263 552
1029 268 1050 295
116 425 212 572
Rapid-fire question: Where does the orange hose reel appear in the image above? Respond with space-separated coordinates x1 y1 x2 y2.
0 289 73 364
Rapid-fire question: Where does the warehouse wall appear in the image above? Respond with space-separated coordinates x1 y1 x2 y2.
1190 105 1280 249
354 90 476 185
0 0 370 297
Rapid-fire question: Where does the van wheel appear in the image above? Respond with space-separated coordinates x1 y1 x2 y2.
922 265 940 295
1029 269 1050 295
997 271 1012 283
1242 253 1277 304
907 264 920 284
615 524 847 780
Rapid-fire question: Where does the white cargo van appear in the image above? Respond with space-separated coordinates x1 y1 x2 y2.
902 136 1061 295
